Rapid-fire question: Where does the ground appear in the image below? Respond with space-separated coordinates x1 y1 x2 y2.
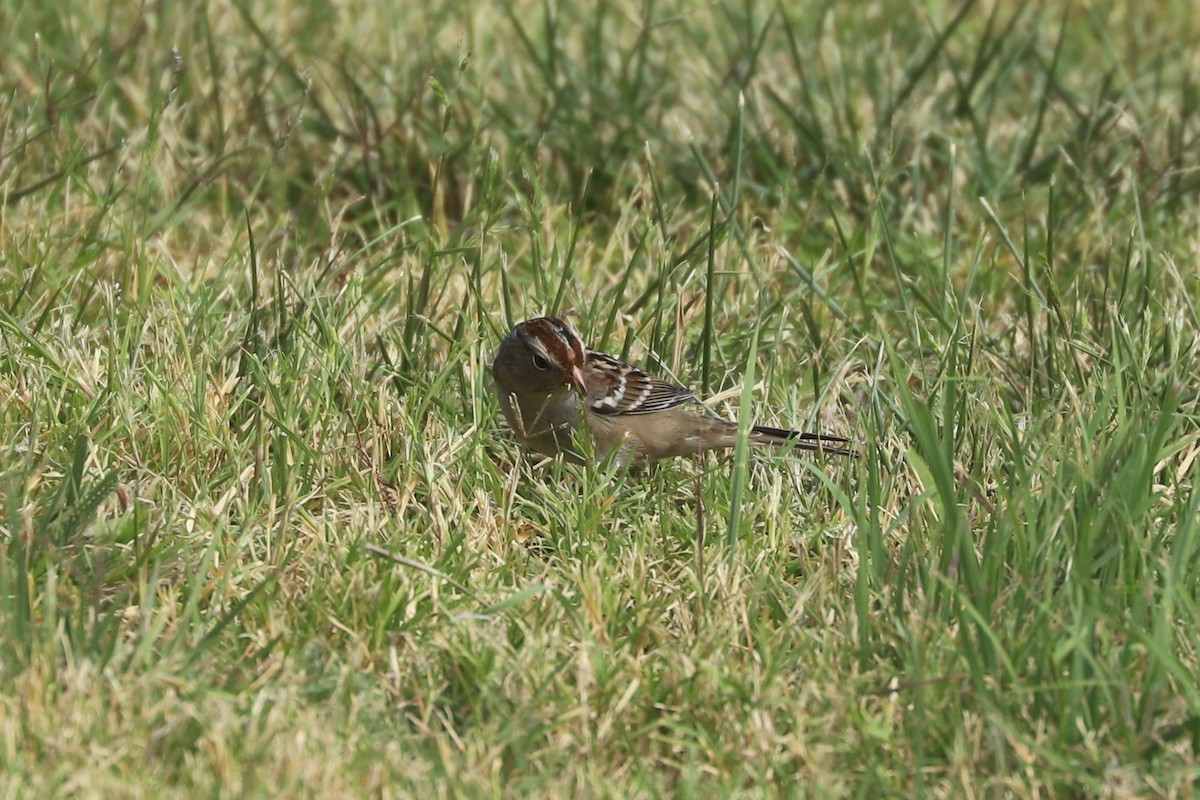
1 1 1198 797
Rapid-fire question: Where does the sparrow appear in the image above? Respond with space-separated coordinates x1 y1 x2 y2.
491 316 853 465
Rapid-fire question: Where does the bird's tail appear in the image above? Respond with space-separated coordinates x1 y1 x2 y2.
750 425 857 457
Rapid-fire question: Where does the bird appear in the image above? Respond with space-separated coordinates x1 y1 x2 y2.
491 316 854 465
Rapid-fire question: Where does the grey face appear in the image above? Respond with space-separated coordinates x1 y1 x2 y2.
492 317 585 396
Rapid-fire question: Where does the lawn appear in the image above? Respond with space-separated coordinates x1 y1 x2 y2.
2 0 1198 796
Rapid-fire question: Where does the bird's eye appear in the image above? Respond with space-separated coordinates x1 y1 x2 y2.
531 353 551 371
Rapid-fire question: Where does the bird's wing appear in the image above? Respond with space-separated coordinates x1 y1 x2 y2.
584 350 696 415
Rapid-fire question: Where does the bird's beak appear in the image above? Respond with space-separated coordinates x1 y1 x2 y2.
569 366 587 392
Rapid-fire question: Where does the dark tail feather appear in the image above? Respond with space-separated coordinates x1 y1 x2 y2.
750 425 857 457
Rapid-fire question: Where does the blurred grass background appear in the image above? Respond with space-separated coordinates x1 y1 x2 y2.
2 0 1198 796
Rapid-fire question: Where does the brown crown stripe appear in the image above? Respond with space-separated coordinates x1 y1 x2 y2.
520 317 586 369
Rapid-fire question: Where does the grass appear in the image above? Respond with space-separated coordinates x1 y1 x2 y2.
2 0 1199 796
